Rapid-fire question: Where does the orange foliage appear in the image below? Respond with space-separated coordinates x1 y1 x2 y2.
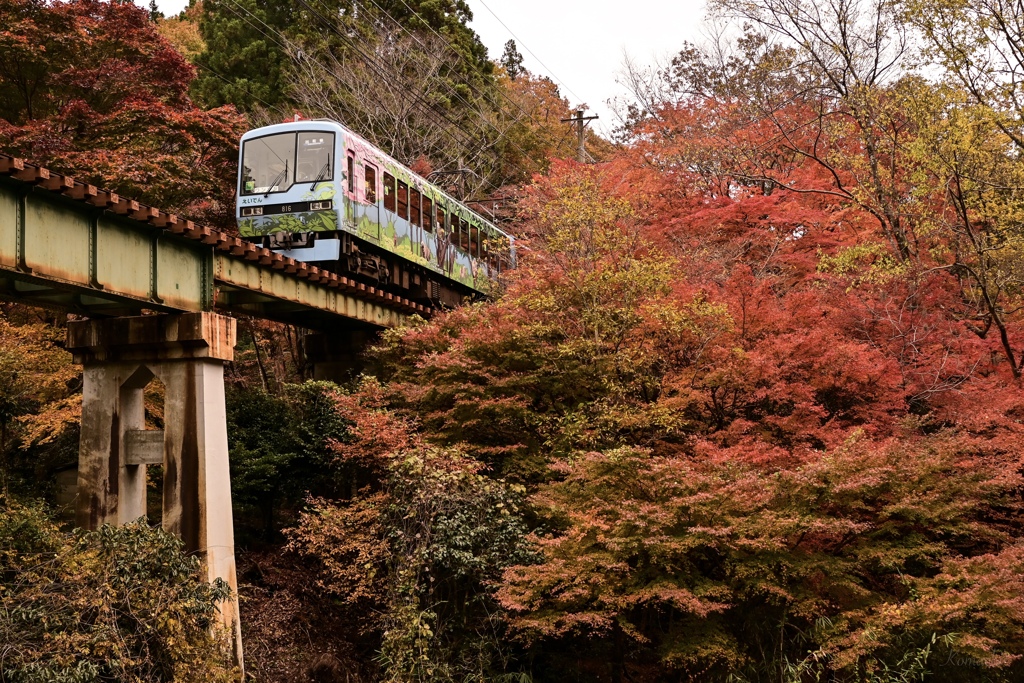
367 135 1024 677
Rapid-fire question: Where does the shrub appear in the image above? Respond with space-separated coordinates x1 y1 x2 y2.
0 499 237 682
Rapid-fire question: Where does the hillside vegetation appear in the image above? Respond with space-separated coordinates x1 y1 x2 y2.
2 0 1024 681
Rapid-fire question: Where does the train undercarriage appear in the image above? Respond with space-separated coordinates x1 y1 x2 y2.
258 230 476 310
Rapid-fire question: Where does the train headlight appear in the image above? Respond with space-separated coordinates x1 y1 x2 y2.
309 200 333 211
241 207 263 217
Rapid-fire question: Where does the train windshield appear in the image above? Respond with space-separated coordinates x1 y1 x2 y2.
241 131 334 196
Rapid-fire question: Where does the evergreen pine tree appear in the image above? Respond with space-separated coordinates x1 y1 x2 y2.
192 0 296 111
501 39 524 80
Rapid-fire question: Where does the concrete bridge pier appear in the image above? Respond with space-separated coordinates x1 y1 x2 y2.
67 312 243 670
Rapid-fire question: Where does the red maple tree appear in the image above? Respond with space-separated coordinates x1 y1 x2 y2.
0 0 246 227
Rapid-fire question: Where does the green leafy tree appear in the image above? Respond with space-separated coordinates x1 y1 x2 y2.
0 499 236 681
226 381 350 540
289 406 533 683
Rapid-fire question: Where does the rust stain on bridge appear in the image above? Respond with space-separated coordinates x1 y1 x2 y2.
0 153 430 329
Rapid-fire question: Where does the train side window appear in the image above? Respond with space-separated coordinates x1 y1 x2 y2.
365 164 377 203
436 206 445 232
458 216 470 251
469 225 480 258
422 197 433 232
383 173 395 212
347 152 355 194
410 188 421 227
397 180 409 220
451 214 460 246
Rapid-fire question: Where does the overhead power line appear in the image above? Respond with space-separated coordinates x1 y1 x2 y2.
219 0 500 191
301 0 552 190
347 0 545 175
193 57 279 111
473 0 586 106
219 0 484 155
309 0 519 157
215 0 549 194
222 0 481 154
297 0 523 194
383 0 537 123
298 0 490 149
217 0 335 84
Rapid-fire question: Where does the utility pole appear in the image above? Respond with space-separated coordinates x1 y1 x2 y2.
561 109 598 162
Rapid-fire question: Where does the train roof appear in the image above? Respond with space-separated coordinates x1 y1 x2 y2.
241 119 513 242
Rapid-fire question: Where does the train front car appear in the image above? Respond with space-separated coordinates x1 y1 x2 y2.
236 120 514 308
237 121 341 260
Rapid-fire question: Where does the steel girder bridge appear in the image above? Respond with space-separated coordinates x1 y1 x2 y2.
0 153 433 674
0 154 430 329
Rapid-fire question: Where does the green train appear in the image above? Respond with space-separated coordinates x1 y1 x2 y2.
236 119 515 307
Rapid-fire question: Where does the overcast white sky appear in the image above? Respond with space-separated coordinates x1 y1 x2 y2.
147 0 710 136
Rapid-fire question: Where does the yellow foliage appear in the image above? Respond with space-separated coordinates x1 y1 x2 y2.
157 3 206 62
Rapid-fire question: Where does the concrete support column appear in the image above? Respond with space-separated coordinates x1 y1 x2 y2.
77 361 154 527
68 312 243 670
